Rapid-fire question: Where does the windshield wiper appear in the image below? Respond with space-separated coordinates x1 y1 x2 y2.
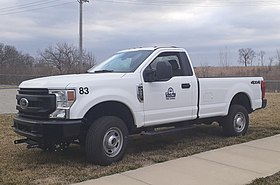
93 70 114 73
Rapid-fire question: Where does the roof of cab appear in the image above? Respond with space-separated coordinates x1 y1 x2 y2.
117 46 185 53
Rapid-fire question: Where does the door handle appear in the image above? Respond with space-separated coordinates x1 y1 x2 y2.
181 83 191 89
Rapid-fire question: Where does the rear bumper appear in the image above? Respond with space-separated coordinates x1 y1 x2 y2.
13 115 82 143
262 99 267 108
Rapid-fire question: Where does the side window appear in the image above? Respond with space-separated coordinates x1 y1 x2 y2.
149 52 183 77
143 51 193 82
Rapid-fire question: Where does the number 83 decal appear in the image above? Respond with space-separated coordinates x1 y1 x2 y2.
79 87 89 95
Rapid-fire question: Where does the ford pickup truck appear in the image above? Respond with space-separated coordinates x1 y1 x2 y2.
13 47 267 165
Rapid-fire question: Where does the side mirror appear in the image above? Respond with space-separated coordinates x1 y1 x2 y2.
155 61 173 81
143 68 156 82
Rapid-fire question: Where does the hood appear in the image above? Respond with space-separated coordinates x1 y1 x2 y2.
19 73 126 89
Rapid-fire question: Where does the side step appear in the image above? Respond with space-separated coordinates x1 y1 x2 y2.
141 125 195 136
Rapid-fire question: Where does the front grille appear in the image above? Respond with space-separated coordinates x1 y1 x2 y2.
18 88 49 95
16 88 56 118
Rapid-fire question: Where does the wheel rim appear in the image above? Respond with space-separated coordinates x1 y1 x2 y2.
233 112 246 132
103 127 123 158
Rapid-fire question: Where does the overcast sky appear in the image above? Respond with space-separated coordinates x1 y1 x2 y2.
1 0 280 66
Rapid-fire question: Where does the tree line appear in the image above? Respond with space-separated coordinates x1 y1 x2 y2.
1 42 280 77
0 42 95 76
220 47 280 67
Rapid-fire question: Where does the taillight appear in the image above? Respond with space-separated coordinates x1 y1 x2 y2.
261 80 265 99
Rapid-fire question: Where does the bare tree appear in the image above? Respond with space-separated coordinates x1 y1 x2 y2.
238 48 256 67
219 47 230 67
257 50 266 66
277 49 280 66
39 43 95 74
0 43 34 74
268 56 274 71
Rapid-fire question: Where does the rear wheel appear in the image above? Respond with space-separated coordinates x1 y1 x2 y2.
222 105 249 136
85 116 128 166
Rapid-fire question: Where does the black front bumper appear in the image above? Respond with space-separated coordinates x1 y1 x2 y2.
13 115 82 143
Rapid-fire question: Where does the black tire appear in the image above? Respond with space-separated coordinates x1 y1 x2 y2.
222 105 249 136
85 116 128 166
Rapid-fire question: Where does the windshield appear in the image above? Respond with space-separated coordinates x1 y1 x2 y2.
88 50 153 73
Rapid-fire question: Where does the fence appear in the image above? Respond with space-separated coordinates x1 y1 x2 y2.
265 80 280 92
0 74 280 92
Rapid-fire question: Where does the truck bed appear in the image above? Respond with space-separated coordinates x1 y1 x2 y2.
198 77 263 119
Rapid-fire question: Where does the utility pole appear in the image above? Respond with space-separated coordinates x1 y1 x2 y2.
78 0 89 72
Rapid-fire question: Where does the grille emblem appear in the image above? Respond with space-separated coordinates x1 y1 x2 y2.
19 98 29 109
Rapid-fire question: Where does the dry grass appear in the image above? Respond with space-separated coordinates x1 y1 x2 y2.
248 171 280 185
0 93 279 185
194 66 280 80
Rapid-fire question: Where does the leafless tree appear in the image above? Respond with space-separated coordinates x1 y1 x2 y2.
0 43 34 74
238 48 256 67
219 47 230 67
39 43 95 74
268 56 274 71
277 49 280 66
257 50 266 66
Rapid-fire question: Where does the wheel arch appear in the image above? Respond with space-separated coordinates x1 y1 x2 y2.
83 101 136 134
229 92 253 114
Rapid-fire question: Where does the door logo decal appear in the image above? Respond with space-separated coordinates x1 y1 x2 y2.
165 87 176 100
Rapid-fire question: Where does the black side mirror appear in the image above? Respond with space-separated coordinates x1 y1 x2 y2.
143 68 156 82
155 61 173 81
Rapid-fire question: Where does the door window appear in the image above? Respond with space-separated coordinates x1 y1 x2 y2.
149 53 183 77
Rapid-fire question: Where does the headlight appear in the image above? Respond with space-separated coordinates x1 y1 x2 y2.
49 89 76 119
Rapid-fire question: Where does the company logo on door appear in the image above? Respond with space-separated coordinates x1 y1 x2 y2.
165 87 176 100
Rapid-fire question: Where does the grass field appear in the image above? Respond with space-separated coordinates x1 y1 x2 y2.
248 171 280 185
194 66 280 80
0 93 279 185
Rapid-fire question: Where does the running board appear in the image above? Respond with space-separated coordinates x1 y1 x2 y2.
141 125 195 136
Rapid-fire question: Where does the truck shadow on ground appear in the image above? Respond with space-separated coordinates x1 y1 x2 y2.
14 123 277 168
14 124 225 165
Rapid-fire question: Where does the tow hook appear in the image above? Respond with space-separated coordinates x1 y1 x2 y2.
14 139 39 149
14 139 28 144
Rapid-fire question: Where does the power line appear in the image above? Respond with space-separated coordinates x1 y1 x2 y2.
1 0 279 16
94 0 280 6
0 2 75 16
0 0 62 11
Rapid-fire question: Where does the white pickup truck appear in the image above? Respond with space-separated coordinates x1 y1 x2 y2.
13 47 267 165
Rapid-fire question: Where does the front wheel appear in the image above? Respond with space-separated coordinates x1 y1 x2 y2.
222 105 249 136
85 116 128 166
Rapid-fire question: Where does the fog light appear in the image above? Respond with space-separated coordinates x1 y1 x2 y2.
50 109 66 119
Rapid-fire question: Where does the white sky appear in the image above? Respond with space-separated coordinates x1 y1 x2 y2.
1 0 280 66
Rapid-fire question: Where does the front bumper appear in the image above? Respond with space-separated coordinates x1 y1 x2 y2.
13 115 82 143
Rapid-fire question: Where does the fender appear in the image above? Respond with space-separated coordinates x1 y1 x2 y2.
68 77 145 127
224 82 253 115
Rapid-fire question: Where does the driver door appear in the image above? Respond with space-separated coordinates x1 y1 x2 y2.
142 52 196 127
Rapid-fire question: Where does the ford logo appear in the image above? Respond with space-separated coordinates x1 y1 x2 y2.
19 98 29 109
